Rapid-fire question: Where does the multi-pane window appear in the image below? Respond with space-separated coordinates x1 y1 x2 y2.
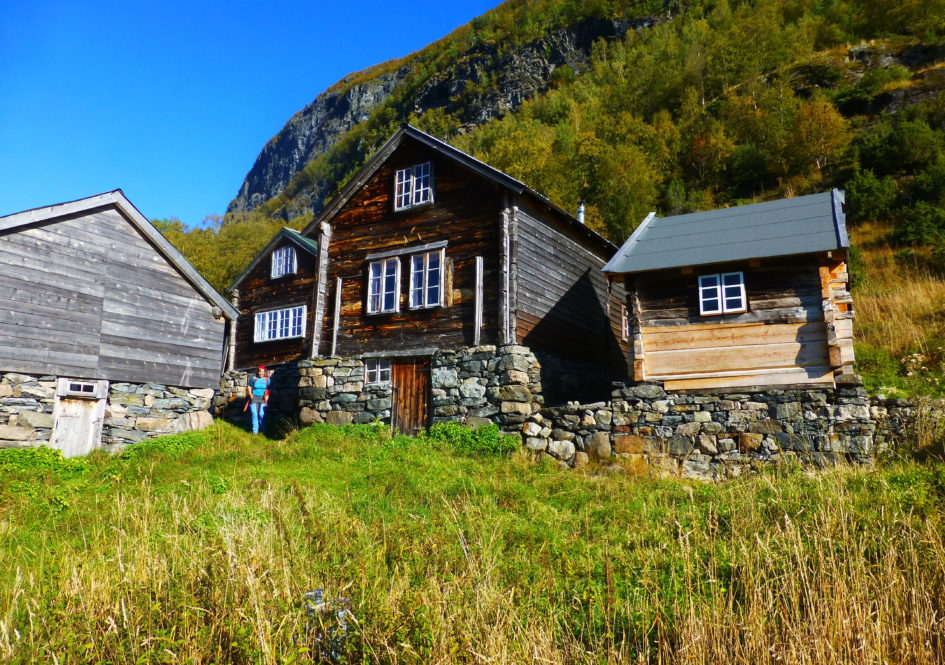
254 305 306 342
409 249 442 309
365 358 391 384
394 162 433 211
698 272 747 315
367 258 400 313
271 246 297 278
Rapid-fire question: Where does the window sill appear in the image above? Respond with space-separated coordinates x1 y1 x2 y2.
253 335 306 343
698 309 748 318
393 201 435 213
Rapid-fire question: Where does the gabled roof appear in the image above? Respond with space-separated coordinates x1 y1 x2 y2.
0 189 239 320
602 190 848 275
301 124 616 253
229 226 319 290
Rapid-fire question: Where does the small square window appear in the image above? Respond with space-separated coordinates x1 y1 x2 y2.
394 162 434 211
698 271 746 315
271 246 297 279
365 358 391 384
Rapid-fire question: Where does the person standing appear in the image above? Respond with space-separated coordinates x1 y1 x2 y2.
245 366 270 434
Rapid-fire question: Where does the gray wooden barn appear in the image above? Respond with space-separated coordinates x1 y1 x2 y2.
0 190 238 456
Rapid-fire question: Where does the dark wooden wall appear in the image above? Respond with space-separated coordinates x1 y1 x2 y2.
513 202 628 375
0 207 225 388
322 137 503 357
235 238 318 369
631 254 833 390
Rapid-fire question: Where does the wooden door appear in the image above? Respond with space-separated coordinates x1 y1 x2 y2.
50 379 108 458
391 357 430 435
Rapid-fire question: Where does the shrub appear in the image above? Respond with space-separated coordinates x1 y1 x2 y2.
422 422 519 455
894 201 945 245
845 169 898 222
0 447 91 480
119 431 207 460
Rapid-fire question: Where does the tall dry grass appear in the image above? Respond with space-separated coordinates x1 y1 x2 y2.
1 424 944 664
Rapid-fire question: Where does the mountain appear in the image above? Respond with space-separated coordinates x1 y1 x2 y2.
227 11 662 217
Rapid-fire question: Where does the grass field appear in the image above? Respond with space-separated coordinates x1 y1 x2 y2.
1 422 944 664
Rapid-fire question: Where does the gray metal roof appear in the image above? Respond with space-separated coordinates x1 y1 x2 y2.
602 190 848 275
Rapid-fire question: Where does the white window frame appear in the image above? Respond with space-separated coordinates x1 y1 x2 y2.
621 304 629 341
394 162 434 211
409 248 444 309
367 257 401 314
254 304 307 342
365 358 392 385
271 246 297 279
698 271 747 316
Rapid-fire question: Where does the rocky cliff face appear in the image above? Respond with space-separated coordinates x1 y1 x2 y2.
227 16 654 216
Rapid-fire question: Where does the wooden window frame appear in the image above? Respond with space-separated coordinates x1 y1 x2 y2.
620 303 629 341
698 271 747 316
254 304 307 342
365 358 392 385
367 257 401 314
409 248 444 309
393 162 434 211
271 246 297 279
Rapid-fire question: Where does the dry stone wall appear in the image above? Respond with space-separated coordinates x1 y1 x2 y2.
216 347 934 479
0 371 215 452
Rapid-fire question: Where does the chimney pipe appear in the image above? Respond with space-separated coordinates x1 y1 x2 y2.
577 201 585 224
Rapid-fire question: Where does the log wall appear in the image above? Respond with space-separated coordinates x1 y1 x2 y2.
513 202 628 375
320 138 503 357
234 238 318 369
631 255 841 390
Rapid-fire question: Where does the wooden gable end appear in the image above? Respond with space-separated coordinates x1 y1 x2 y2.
320 136 505 357
234 236 318 369
0 206 225 388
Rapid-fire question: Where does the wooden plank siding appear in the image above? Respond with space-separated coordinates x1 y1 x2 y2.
513 203 628 374
0 208 225 387
632 255 835 390
320 138 503 357
234 237 319 368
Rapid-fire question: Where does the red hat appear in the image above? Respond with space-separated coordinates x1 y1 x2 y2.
257 366 267 372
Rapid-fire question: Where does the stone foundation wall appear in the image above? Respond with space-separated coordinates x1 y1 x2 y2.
216 347 936 479
217 345 543 430
0 371 215 452
521 379 935 479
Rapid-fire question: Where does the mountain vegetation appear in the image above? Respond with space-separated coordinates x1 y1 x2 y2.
159 0 945 395
2 422 945 662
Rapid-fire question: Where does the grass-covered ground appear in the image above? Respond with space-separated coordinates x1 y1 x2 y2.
1 422 944 664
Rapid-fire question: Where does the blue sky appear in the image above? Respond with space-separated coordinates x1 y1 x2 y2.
0 0 499 224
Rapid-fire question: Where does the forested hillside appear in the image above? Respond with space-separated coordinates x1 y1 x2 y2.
159 0 945 395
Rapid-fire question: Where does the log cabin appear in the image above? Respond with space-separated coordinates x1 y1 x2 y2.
603 190 854 391
0 190 238 456
231 125 627 430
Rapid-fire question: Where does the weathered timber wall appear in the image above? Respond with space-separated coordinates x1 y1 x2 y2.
631 255 839 390
0 208 225 388
234 237 319 369
322 137 504 357
0 371 215 451
513 202 628 401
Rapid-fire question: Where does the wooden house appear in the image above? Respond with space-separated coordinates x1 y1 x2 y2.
231 125 627 428
0 191 238 456
603 190 854 391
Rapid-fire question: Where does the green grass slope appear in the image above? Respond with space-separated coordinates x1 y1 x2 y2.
1 423 944 663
